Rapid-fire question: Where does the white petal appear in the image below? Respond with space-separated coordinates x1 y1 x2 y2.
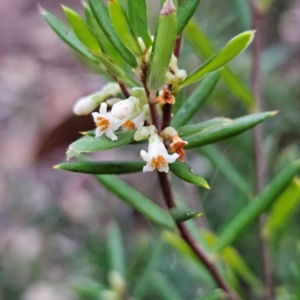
92 112 100 122
140 150 151 162
165 153 179 163
106 129 118 141
95 127 105 137
143 163 155 172
100 102 108 115
158 164 169 173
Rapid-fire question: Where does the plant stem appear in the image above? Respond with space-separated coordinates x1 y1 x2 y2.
141 63 160 131
251 4 275 300
119 81 131 98
157 172 240 300
161 32 183 131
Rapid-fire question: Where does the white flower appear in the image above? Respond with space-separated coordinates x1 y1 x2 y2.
122 105 149 131
141 132 179 173
73 83 121 116
92 103 123 141
111 96 140 120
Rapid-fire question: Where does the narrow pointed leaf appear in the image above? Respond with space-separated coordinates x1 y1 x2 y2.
170 160 209 189
42 10 98 63
151 272 183 300
128 0 152 47
66 131 136 160
84 4 124 66
183 20 254 107
215 160 300 252
147 0 177 92
90 51 138 86
96 175 175 229
184 111 277 149
54 161 145 174
62 6 101 52
108 0 142 56
171 71 221 128
200 145 250 195
107 222 126 277
181 30 255 88
177 118 233 137
177 0 202 34
202 229 262 290
170 206 202 222
263 177 300 238
88 0 137 67
132 240 164 298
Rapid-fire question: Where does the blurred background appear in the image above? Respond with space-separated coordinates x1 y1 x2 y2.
0 0 300 299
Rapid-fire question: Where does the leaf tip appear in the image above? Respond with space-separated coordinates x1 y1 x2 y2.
39 4 46 15
270 110 279 117
161 0 176 16
52 164 60 170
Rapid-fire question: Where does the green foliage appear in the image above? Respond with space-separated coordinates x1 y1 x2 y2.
181 30 255 88
42 0 300 299
170 160 209 188
95 175 175 229
147 0 177 92
184 112 276 149
54 161 145 175
88 0 137 67
215 160 300 252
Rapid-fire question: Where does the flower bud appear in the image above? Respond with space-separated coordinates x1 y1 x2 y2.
111 96 140 119
109 271 126 296
73 93 104 116
134 126 151 141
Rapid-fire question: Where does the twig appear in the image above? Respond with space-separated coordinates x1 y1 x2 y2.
251 4 275 300
141 63 160 131
119 81 131 98
157 172 240 300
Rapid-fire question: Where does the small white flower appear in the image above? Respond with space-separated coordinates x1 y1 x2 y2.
111 96 140 120
73 83 121 116
141 132 179 173
92 103 123 141
122 105 149 131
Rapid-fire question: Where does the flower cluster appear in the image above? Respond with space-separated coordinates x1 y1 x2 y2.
73 82 188 172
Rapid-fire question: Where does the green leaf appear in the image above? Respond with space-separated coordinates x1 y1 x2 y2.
202 229 262 290
181 30 255 88
184 111 277 149
66 131 136 160
107 222 126 277
162 231 199 263
147 0 177 92
170 206 202 222
96 175 176 230
263 177 300 238
200 145 250 195
170 160 209 189
128 0 152 48
230 0 251 31
108 0 142 56
184 21 254 107
215 160 300 252
90 51 138 86
132 240 165 298
151 272 183 300
54 160 145 174
42 10 98 63
84 4 124 66
171 71 220 128
62 6 101 52
88 0 137 67
177 0 202 34
177 118 233 137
